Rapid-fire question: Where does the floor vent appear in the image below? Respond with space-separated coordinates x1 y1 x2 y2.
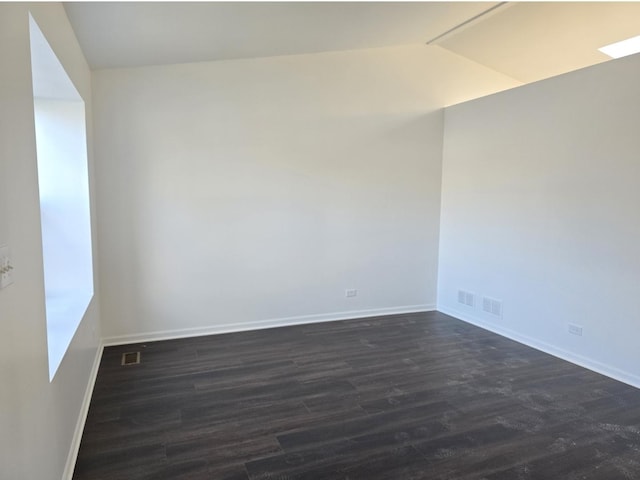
121 351 141 366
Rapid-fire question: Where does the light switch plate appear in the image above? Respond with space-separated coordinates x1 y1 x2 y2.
0 245 14 289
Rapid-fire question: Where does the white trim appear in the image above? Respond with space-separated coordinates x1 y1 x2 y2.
438 306 640 390
102 305 436 346
63 341 104 480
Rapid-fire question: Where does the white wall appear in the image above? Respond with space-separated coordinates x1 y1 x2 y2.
439 53 640 387
0 4 101 479
93 45 518 342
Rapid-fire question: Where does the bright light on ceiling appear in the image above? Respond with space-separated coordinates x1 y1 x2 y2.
598 34 640 59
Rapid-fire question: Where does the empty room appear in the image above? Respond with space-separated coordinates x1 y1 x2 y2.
1 2 640 479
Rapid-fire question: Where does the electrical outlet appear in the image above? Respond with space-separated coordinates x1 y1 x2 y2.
568 324 583 336
0 245 14 289
345 289 357 298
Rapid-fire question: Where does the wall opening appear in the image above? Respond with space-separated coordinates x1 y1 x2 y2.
29 14 94 380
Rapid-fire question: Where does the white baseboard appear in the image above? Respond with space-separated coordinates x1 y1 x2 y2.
438 305 640 390
63 341 104 480
103 304 436 346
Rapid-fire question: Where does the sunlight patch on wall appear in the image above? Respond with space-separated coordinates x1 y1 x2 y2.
29 14 94 381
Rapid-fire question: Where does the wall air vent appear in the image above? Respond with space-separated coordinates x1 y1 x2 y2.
458 290 475 307
483 297 503 318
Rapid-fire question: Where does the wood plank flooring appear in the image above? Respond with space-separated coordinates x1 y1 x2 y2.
73 311 640 479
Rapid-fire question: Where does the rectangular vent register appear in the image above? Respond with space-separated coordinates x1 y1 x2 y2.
121 352 141 366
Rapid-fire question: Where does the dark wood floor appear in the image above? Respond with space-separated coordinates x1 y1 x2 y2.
74 311 640 479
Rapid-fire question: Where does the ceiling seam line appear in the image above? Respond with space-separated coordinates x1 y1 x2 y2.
426 2 508 45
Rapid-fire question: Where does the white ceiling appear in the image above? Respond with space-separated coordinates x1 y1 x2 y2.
63 2 498 69
64 2 640 84
437 2 640 83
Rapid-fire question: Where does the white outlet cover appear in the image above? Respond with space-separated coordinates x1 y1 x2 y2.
568 324 583 336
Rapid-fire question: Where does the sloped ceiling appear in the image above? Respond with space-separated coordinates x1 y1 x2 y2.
436 2 640 83
64 2 640 85
63 2 498 69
